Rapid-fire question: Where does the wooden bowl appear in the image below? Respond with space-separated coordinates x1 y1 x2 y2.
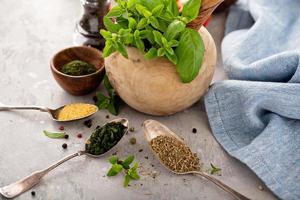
105 26 216 116
50 46 105 96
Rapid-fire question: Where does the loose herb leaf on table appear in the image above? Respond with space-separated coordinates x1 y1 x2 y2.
100 0 204 83
43 130 66 139
106 155 140 187
95 75 121 115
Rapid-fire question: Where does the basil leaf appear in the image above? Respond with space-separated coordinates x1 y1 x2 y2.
166 51 178 65
148 16 160 29
43 130 65 139
123 174 131 187
103 17 122 33
152 4 164 16
127 0 137 9
139 0 161 10
109 156 118 164
116 42 128 58
137 18 148 30
107 164 123 176
165 20 186 40
102 40 116 57
165 0 179 17
122 155 134 169
153 31 163 45
169 39 179 47
104 75 113 90
100 30 112 40
136 4 152 18
144 48 158 60
106 6 123 17
128 17 137 29
134 38 145 52
157 48 165 57
128 169 140 180
182 0 201 22
175 28 204 83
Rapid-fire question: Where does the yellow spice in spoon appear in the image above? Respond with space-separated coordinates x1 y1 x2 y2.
57 103 98 121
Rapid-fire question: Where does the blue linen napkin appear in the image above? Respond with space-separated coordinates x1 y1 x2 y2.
204 0 300 199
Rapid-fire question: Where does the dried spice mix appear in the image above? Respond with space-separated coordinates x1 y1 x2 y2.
150 135 200 173
57 103 97 121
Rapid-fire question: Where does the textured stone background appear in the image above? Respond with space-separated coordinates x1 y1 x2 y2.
0 1 277 199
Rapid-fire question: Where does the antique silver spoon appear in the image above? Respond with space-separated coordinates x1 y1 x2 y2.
0 103 98 122
0 118 129 199
142 120 250 200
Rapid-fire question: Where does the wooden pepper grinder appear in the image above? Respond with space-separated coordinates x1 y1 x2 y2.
73 0 111 50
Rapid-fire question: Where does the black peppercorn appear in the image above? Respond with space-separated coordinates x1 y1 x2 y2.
64 134 69 139
62 143 68 149
106 115 110 119
84 119 92 128
192 128 197 133
31 191 36 196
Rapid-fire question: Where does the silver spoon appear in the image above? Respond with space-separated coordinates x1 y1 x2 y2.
0 118 129 199
142 120 250 200
0 103 98 122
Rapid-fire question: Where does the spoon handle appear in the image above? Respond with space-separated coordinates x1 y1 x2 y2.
0 105 49 112
193 171 251 200
0 151 82 199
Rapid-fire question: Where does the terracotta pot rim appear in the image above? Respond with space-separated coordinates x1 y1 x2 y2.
50 45 105 79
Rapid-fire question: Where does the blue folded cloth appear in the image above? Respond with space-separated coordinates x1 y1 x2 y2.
204 0 300 199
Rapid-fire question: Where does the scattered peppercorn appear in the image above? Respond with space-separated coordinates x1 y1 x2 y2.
129 137 137 145
31 191 36 196
64 134 69 139
192 128 197 133
106 115 110 119
77 133 83 138
112 152 118 155
84 119 92 128
145 156 148 159
139 149 143 152
59 126 64 131
62 143 68 149
129 127 135 132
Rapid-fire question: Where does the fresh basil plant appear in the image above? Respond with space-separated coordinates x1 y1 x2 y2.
100 0 204 83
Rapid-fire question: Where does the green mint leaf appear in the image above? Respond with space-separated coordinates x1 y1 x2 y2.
134 38 145 53
168 39 179 47
175 28 204 83
98 97 110 109
152 4 164 16
148 16 160 29
127 0 137 9
43 130 65 139
136 4 152 18
100 29 112 40
123 174 131 187
102 40 116 57
107 164 123 176
103 17 122 33
165 20 186 40
137 18 148 30
107 100 119 116
106 6 123 17
153 30 163 45
182 0 201 22
109 156 118 164
103 75 113 90
122 155 134 169
139 0 161 10
166 0 179 17
116 42 128 58
128 169 140 180
128 17 137 29
166 51 178 65
144 48 158 60
157 48 165 57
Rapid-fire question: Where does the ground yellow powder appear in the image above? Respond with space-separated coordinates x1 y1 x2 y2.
57 103 98 121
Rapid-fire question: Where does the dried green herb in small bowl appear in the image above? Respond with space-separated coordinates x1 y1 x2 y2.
61 60 97 76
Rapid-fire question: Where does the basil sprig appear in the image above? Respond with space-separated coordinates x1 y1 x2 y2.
100 0 204 83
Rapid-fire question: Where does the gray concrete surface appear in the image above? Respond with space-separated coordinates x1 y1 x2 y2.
0 1 278 199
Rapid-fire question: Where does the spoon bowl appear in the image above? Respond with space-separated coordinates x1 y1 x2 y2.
0 103 99 122
0 118 129 199
142 119 250 200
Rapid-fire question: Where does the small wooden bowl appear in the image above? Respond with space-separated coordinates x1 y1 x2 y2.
50 46 105 96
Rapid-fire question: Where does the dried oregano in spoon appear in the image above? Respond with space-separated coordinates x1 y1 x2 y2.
150 135 201 173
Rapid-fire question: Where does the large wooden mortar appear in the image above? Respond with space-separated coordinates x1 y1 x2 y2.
105 26 216 116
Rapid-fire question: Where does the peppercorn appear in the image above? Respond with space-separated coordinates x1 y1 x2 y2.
31 191 36 196
129 137 136 145
62 143 68 149
77 133 82 138
59 126 64 131
139 149 143 152
129 127 135 132
106 115 110 119
64 134 69 139
145 156 148 159
192 128 197 133
84 119 92 128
